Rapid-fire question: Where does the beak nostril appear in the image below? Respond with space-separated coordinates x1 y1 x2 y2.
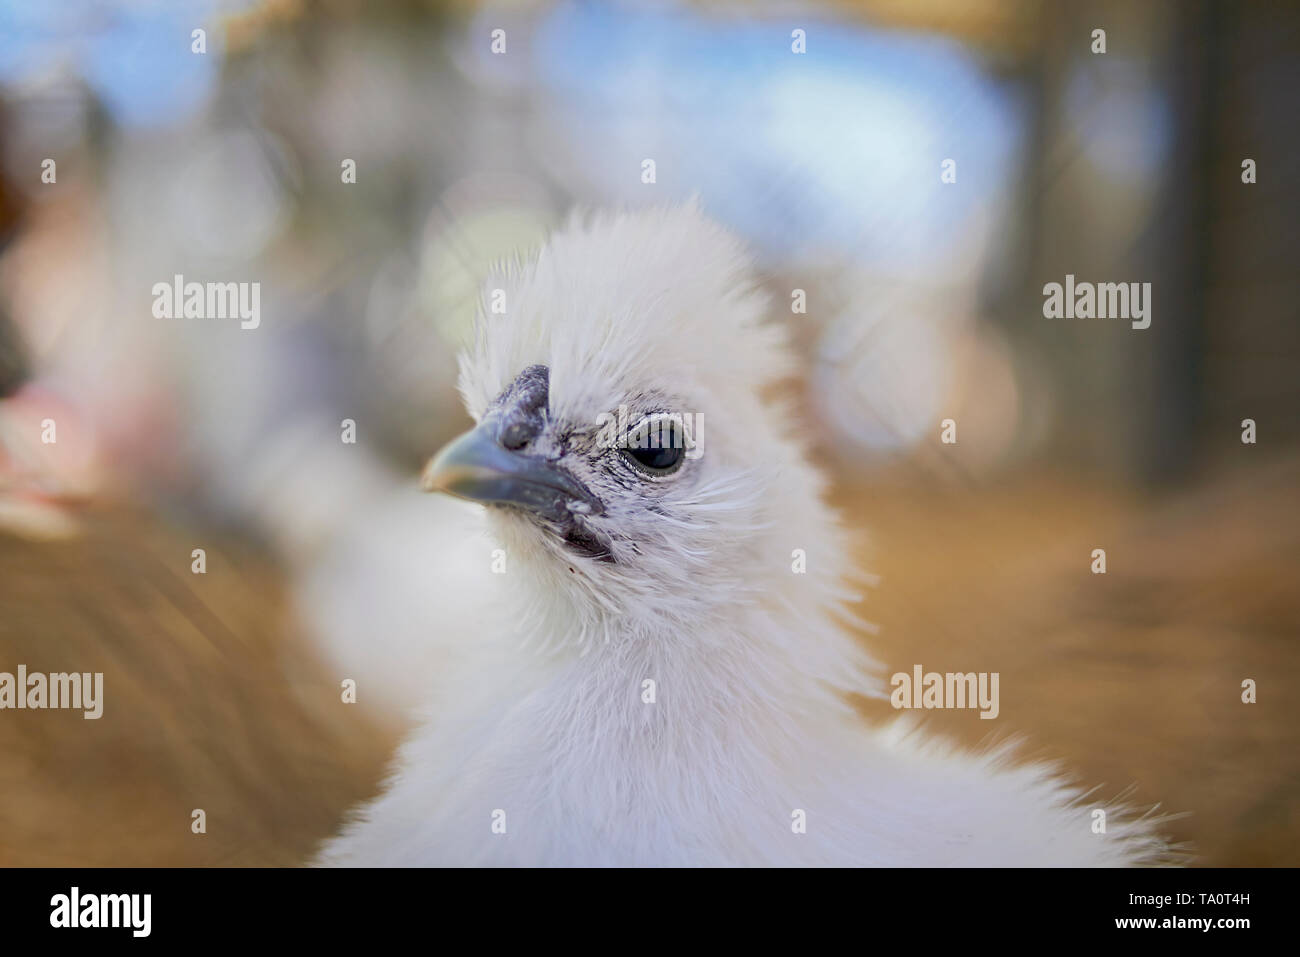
499 424 531 451
492 364 549 452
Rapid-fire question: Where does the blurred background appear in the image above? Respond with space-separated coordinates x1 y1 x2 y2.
0 0 1296 865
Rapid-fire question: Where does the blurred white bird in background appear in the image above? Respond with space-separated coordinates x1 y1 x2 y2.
319 204 1168 866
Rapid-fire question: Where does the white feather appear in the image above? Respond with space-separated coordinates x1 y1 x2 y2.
318 203 1170 866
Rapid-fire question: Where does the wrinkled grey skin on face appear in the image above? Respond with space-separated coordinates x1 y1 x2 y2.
425 364 618 561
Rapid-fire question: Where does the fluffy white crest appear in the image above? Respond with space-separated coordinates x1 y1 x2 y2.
460 201 792 426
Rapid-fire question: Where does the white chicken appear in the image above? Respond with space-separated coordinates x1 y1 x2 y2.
318 203 1167 866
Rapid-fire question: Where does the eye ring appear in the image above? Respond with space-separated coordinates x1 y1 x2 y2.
620 414 689 476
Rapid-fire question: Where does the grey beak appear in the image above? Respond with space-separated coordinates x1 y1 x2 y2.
421 422 603 520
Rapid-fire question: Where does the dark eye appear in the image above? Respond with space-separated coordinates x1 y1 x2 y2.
622 417 687 475
627 444 684 473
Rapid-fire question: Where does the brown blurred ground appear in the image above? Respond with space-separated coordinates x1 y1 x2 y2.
843 454 1300 866
0 513 397 866
1 456 1297 865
